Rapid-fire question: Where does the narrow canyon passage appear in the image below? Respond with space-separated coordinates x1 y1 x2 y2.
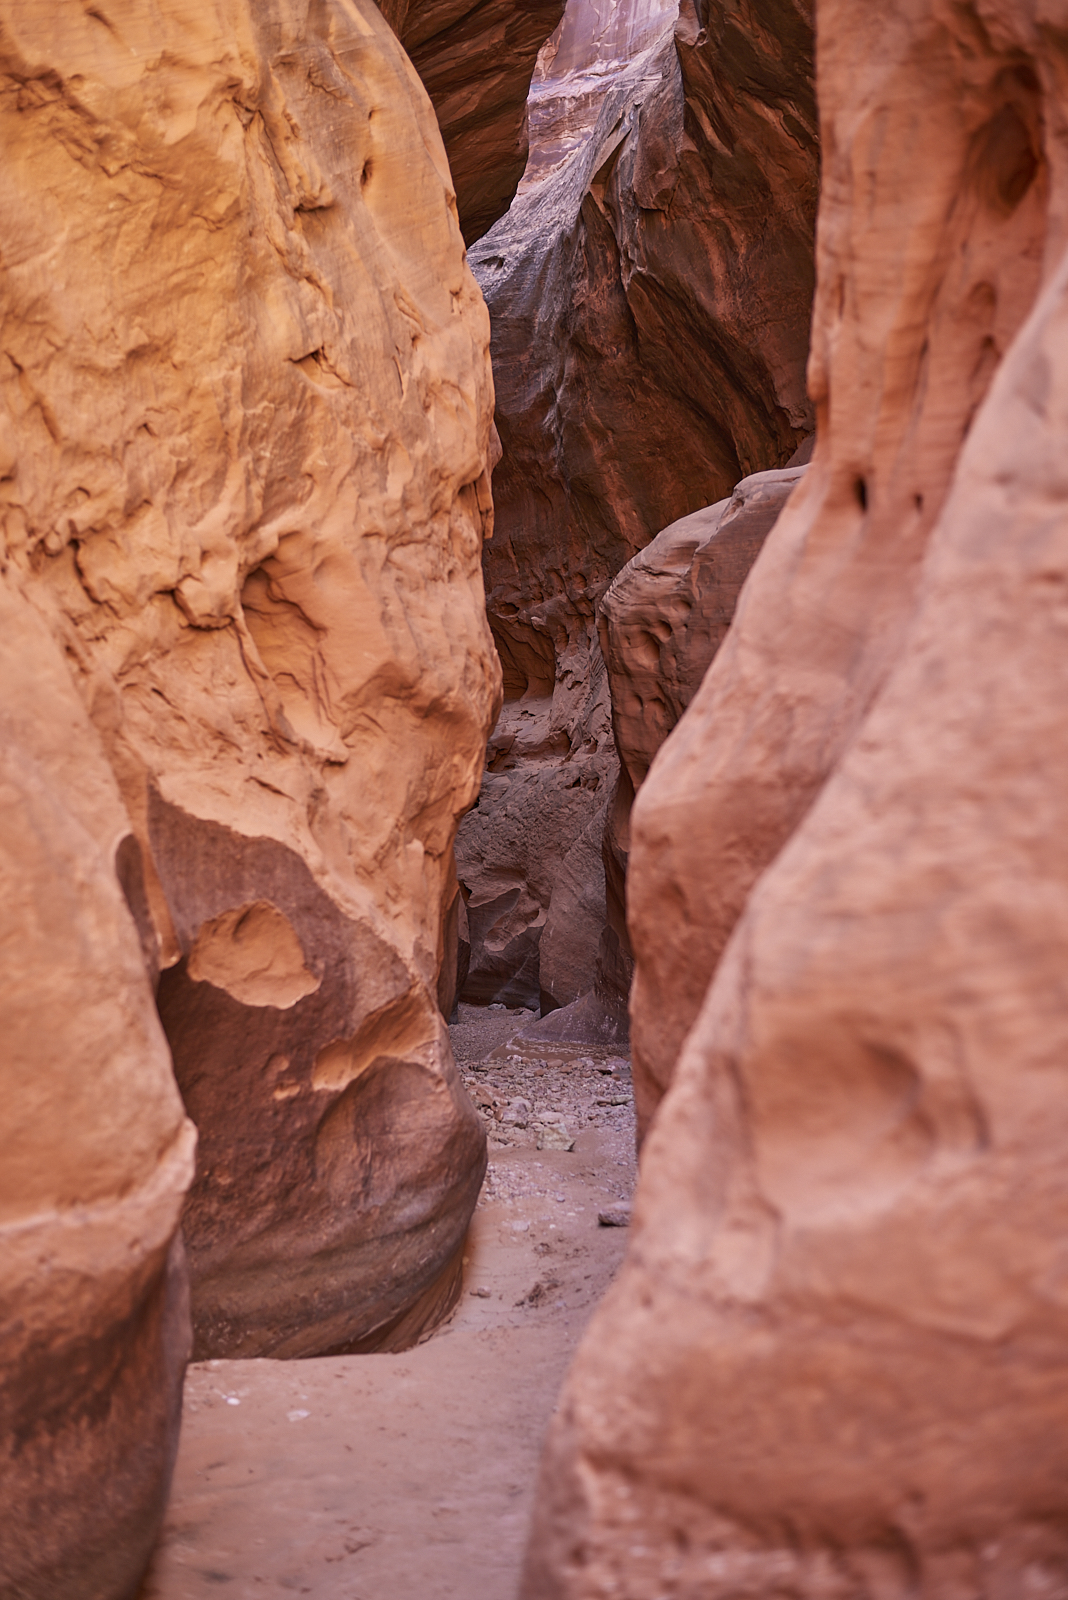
9 1 1068 1597
139 1009 636 1599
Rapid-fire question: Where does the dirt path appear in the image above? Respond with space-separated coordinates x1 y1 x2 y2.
140 1007 636 1600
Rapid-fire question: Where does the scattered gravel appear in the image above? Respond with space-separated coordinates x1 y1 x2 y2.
449 1002 636 1207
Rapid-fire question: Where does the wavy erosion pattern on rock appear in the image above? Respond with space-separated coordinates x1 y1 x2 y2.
0 0 502 1396
456 0 818 1020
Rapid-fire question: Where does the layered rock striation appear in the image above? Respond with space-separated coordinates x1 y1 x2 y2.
0 0 500 1384
627 0 1052 1136
458 0 819 1016
523 2 1068 1594
520 0 678 189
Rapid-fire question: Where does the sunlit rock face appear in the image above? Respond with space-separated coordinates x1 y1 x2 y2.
0 0 501 1364
0 584 196 1600
521 0 679 189
457 0 817 1021
521 5 1068 1596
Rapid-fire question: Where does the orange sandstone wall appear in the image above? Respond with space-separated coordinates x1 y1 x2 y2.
0 583 195 1599
521 3 1068 1595
628 0 1054 1136
0 0 501 1383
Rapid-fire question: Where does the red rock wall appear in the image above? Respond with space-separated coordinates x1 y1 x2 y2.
457 0 818 1018
521 2 1068 1594
381 0 568 242
0 583 195 1599
0 0 500 1390
627 0 1052 1135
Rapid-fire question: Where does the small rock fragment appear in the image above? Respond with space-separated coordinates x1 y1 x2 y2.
537 1125 575 1151
598 1206 631 1228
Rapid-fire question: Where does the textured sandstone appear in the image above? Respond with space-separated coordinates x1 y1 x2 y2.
399 0 568 243
0 0 500 1360
589 464 807 1032
520 0 678 190
458 0 818 1014
0 582 195 1600
522 3 1068 1595
600 465 808 795
627 0 1052 1135
524 229 1068 1600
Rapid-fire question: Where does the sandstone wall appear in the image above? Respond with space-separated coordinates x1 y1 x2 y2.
0 0 500 1362
627 0 1053 1134
521 0 679 189
0 583 195 1599
521 2 1068 1594
458 0 818 1016
400 0 568 243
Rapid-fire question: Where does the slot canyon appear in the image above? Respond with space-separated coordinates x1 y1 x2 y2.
1 0 1067 1597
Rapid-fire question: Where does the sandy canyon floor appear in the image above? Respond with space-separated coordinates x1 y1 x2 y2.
139 1005 637 1600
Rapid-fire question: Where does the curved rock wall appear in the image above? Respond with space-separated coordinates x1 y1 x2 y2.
627 0 1052 1134
0 0 500 1364
383 0 568 242
521 2 1068 1594
458 0 818 1016
522 0 679 189
0 584 195 1600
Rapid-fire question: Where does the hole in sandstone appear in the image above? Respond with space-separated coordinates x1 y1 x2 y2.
187 900 320 1009
361 158 373 185
854 476 868 511
975 101 1040 213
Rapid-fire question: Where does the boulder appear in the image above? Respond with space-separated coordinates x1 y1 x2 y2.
600 465 809 795
0 584 195 1600
0 0 500 1359
626 0 1050 1136
582 462 808 1032
460 0 818 1015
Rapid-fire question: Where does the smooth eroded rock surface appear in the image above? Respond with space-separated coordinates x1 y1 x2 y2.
600 465 808 794
522 2 1068 1594
0 583 195 1600
523 227 1068 1600
0 0 501 1360
399 0 568 242
458 0 818 1013
627 0 1052 1135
